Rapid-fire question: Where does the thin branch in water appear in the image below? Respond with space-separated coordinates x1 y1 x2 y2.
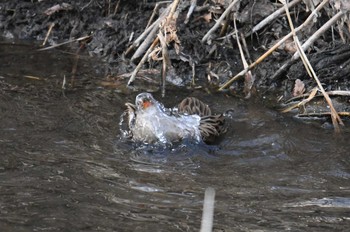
200 187 215 232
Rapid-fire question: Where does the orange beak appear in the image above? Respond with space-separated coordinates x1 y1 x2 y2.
142 100 152 109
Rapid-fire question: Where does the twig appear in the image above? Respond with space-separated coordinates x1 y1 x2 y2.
292 10 345 60
113 0 120 16
202 0 240 43
131 22 160 61
233 15 254 98
219 0 329 90
23 75 41 80
167 0 180 21
158 31 170 97
274 6 344 78
281 87 318 113
297 112 350 118
146 1 171 28
128 3 172 59
271 0 330 79
128 37 160 85
185 0 197 24
125 10 165 55
247 0 302 37
128 0 181 85
285 90 350 103
38 35 92 51
42 23 55 46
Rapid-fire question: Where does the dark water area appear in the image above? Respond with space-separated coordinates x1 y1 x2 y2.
0 41 349 232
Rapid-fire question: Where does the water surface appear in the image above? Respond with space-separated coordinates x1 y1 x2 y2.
0 41 349 231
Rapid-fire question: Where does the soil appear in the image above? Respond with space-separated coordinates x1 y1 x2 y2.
1 0 349 117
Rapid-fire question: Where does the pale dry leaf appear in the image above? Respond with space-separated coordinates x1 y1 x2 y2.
293 79 306 97
44 3 73 16
331 0 350 10
203 13 212 23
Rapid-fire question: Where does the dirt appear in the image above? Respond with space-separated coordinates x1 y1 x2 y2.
1 0 349 121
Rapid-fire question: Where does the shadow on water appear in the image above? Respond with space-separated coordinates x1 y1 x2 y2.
0 41 349 231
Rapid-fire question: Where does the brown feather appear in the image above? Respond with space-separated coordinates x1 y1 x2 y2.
178 97 226 142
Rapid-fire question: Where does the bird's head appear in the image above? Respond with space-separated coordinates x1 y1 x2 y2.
135 93 157 111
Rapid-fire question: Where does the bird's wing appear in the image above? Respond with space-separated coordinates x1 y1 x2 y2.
177 97 212 117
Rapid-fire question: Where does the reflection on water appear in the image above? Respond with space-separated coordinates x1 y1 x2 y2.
0 41 349 231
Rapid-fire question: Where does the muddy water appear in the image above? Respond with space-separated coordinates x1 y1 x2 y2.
0 41 349 232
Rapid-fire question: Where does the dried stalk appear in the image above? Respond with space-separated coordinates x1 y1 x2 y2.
128 37 159 85
185 0 197 24
128 0 181 85
248 0 302 37
38 35 91 51
233 15 254 98
158 31 171 97
292 10 345 60
271 0 331 79
281 87 318 113
125 5 169 56
297 112 350 117
202 0 240 43
281 0 343 132
285 90 350 103
219 0 329 90
145 1 171 28
42 23 55 46
131 22 160 61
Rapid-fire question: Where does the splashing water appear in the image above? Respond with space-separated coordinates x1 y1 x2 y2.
119 102 202 144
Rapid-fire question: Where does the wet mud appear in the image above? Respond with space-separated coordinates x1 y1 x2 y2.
1 0 349 93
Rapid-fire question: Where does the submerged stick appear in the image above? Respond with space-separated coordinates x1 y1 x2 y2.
200 187 215 232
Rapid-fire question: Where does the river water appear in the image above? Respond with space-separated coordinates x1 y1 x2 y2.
0 41 349 231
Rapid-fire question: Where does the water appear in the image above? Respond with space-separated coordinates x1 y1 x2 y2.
0 41 349 231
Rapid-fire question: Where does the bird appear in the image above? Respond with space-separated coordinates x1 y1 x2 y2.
124 92 225 144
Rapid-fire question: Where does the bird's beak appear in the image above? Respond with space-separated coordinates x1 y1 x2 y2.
143 100 152 109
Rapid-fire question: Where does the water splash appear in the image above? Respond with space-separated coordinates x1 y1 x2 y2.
119 99 202 144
